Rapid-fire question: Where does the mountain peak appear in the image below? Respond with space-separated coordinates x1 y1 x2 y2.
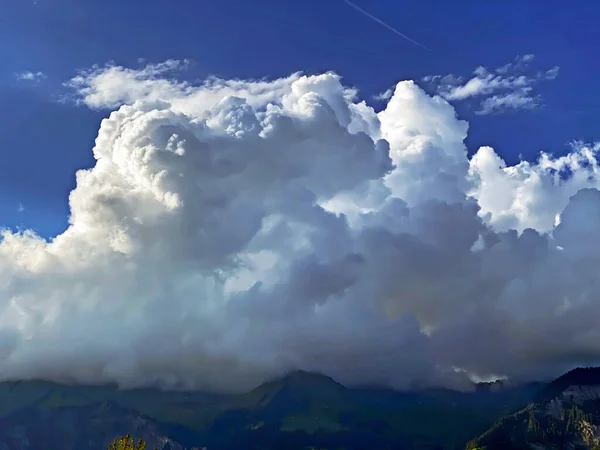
553 367 600 386
278 370 345 388
535 367 600 403
250 370 344 395
475 379 506 393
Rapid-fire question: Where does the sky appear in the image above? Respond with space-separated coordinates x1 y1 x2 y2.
1 0 600 391
2 0 600 237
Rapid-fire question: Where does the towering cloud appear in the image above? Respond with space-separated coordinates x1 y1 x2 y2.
1 62 600 393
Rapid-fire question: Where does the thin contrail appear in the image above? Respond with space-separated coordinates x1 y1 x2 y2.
343 0 430 51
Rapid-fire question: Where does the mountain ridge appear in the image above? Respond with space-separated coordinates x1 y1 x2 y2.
8 369 600 449
0 369 548 450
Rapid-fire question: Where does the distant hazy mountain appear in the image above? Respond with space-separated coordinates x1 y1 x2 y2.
467 367 600 450
0 371 543 450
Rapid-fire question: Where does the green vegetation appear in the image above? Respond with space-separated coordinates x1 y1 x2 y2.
281 411 346 433
108 434 155 450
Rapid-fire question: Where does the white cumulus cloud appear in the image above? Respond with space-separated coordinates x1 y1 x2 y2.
0 61 598 393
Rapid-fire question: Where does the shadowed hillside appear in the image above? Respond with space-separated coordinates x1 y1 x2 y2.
0 371 543 450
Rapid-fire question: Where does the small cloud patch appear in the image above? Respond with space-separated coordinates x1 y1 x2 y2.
422 55 559 115
15 71 47 84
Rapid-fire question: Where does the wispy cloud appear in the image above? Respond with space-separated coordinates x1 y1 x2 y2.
373 88 394 101
15 71 47 83
422 55 559 115
478 91 539 115
343 0 429 51
17 203 25 213
544 66 560 80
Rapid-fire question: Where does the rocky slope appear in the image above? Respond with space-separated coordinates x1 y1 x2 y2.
467 368 600 450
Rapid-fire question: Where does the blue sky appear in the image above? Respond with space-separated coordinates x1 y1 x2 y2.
1 0 599 238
